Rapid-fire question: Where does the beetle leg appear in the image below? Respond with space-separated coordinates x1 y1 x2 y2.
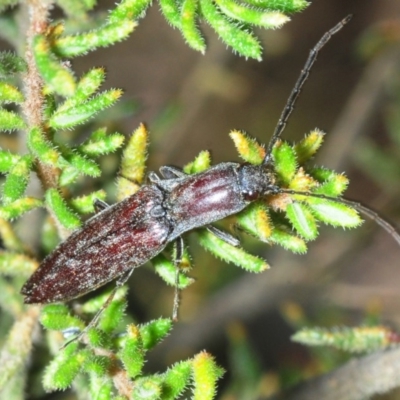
172 236 184 321
207 225 241 247
94 198 109 212
159 165 186 179
60 268 136 349
148 171 161 183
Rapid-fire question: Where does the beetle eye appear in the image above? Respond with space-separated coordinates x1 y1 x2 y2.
243 190 259 202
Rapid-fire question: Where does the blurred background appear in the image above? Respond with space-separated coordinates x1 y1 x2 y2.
4 0 400 398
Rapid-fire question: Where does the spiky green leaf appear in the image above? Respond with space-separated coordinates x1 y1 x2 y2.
236 202 272 241
140 318 173 350
27 127 62 165
109 0 153 21
0 251 38 277
272 141 297 185
198 229 269 272
286 201 317 240
40 304 85 331
2 155 32 205
160 0 182 27
215 0 290 27
230 130 265 164
57 67 106 112
78 130 125 156
0 108 26 131
43 344 89 391
0 197 42 220
131 376 163 399
62 150 101 177
119 324 144 379
53 21 136 58
161 361 192 399
0 150 19 172
70 190 107 214
0 52 27 78
200 0 262 60
120 123 149 184
269 223 307 253
45 189 81 229
184 150 211 174
0 82 23 104
33 35 76 96
292 325 395 353
181 0 206 53
152 253 194 289
294 129 325 164
192 352 224 400
50 89 122 128
241 0 309 13
307 198 363 228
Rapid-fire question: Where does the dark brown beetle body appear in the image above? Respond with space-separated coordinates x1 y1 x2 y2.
23 16 376 312
158 163 278 241
22 185 171 303
22 163 278 304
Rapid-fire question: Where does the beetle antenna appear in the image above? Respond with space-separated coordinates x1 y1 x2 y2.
280 188 400 246
263 14 353 166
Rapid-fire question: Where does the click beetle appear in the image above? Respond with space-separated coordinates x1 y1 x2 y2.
21 15 400 334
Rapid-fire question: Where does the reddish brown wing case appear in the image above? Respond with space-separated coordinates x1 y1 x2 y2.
21 185 171 303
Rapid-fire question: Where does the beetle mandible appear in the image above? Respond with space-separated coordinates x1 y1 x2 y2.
21 15 400 328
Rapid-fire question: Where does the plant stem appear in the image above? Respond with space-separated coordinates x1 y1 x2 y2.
23 0 58 186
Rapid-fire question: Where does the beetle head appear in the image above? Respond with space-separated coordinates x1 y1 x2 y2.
238 163 279 202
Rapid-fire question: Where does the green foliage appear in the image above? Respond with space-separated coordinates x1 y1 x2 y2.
0 250 37 276
119 123 149 185
0 81 24 104
161 361 192 399
2 155 32 205
286 201 317 240
41 291 224 398
230 129 362 257
0 150 19 172
192 351 224 399
78 128 125 157
70 190 107 214
57 68 106 112
292 325 399 354
272 141 298 185
294 128 325 164
164 0 309 59
198 228 270 272
0 108 26 131
230 129 265 164
27 127 61 165
119 324 145 378
45 188 81 230
151 253 195 289
34 34 76 96
49 89 123 128
0 197 42 220
183 150 211 174
201 0 264 60
53 0 139 58
0 52 27 78
40 304 85 331
43 342 89 391
181 0 206 53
